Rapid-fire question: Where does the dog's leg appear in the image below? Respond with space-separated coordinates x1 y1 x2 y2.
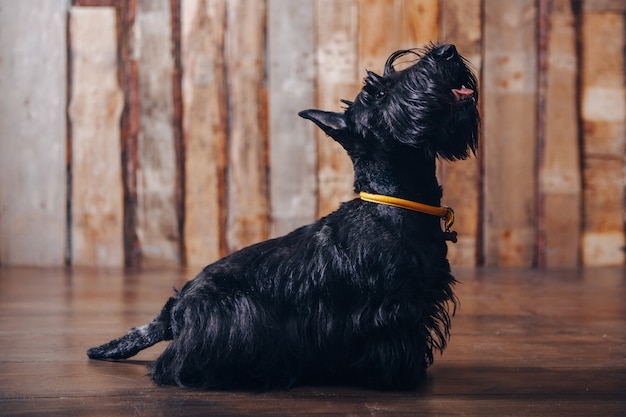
148 292 290 390
87 296 176 360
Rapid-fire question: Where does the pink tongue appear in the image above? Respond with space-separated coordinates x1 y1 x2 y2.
452 87 474 100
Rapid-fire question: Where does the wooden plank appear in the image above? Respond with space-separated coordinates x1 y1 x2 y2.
226 0 272 250
267 0 317 238
181 0 228 266
359 0 438 66
68 7 124 267
170 0 186 265
400 0 439 49
482 0 538 267
584 0 626 12
580 12 625 266
440 0 482 267
538 0 582 267
72 0 117 5
118 0 142 267
581 159 625 266
135 0 181 265
0 0 67 266
358 0 397 71
314 0 359 217
170 0 185 265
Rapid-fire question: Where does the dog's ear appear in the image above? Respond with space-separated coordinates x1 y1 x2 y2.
298 109 347 137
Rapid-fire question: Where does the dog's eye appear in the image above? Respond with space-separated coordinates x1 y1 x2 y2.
376 90 386 100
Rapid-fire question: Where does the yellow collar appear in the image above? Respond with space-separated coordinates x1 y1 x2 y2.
359 191 455 231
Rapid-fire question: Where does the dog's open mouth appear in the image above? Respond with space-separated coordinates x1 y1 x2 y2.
452 86 475 103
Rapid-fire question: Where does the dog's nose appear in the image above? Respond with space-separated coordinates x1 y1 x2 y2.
437 44 457 60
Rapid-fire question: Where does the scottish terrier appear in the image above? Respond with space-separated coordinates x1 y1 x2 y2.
88 43 479 390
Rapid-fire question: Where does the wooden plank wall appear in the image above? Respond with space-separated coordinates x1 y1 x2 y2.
538 0 582 267
133 0 182 266
118 0 142 267
1 0 625 269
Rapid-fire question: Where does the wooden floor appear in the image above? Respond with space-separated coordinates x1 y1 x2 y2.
0 267 624 416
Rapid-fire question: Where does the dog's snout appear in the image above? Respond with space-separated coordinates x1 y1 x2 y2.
437 44 457 61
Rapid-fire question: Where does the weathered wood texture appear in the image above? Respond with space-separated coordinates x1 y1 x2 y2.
584 0 626 12
226 0 271 251
118 0 142 267
483 0 538 267
0 0 68 266
1 267 625 415
580 13 626 266
134 0 182 266
268 0 317 238
439 0 482 267
2 1 626 268
359 0 438 72
315 0 359 218
400 0 439 48
171 0 186 266
68 7 125 267
72 0 117 5
358 0 397 75
538 0 582 267
181 0 228 266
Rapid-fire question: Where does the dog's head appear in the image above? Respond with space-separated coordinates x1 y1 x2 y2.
300 43 479 161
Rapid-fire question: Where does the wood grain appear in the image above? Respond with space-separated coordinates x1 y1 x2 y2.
580 12 625 266
583 0 626 12
0 0 68 266
440 0 482 267
482 0 538 267
314 0 359 217
1 266 624 416
170 0 186 266
400 0 439 49
358 0 438 72
68 7 124 267
135 0 181 266
267 0 317 237
358 0 398 71
181 0 228 266
539 0 582 267
119 0 142 267
225 0 271 251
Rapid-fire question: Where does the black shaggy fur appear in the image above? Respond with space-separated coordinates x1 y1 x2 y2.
87 43 479 391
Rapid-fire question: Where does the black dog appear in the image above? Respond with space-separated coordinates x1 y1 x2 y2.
88 43 479 390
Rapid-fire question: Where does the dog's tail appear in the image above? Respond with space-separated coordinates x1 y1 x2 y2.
87 296 176 360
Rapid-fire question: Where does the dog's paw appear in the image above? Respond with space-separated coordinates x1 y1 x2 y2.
86 340 133 360
86 345 110 359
